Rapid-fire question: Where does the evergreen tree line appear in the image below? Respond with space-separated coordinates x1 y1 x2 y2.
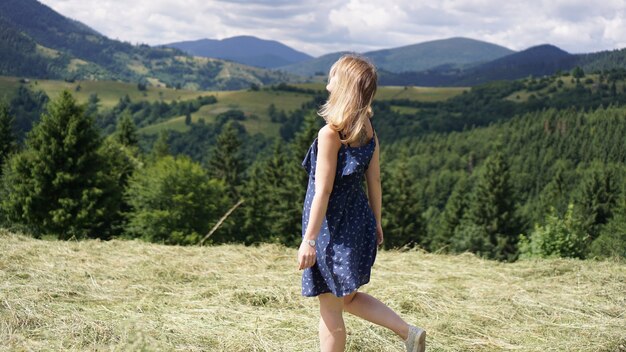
0 90 243 244
0 16 69 78
1 88 625 262
380 106 626 261
93 93 217 134
371 71 626 144
0 89 318 248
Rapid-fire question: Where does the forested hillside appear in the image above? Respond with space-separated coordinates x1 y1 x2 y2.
0 0 301 89
1 66 625 262
377 45 626 87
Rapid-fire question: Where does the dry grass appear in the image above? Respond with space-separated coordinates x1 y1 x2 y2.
1 228 624 351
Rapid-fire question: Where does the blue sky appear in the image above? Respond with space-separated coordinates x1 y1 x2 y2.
40 0 626 57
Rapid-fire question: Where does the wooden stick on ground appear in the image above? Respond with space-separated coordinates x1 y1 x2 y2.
200 198 245 246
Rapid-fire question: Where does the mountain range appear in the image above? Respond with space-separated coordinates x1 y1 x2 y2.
1 0 625 90
0 0 300 90
275 37 515 75
163 36 313 69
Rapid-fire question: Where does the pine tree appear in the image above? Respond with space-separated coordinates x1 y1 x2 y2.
293 112 325 187
115 111 138 147
0 103 17 173
381 158 424 249
85 93 100 118
572 66 585 79
238 139 303 246
538 159 572 218
589 192 626 259
463 149 520 261
238 112 320 246
207 121 245 199
572 161 620 240
293 112 324 162
238 161 273 244
151 130 170 161
431 173 470 252
1 90 120 239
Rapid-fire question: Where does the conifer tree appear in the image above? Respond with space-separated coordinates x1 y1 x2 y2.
538 159 572 218
381 158 424 249
207 121 245 199
572 161 620 240
463 149 520 261
85 93 100 118
0 103 17 173
431 173 470 252
293 112 324 161
589 192 626 259
115 111 138 147
237 140 302 245
151 130 170 161
239 118 315 245
238 161 273 244
1 90 119 239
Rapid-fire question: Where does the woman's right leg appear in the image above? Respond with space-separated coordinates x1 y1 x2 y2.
318 292 346 352
343 290 410 341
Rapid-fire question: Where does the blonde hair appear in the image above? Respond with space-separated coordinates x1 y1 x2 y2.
317 53 378 146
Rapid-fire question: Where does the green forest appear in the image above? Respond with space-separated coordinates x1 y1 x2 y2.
1 67 625 263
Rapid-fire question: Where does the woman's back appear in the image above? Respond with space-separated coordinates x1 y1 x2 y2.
300 119 378 297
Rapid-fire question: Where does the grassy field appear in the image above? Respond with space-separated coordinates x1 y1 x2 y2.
138 85 467 136
138 89 314 138
1 229 624 351
0 76 467 138
293 82 468 102
0 76 219 108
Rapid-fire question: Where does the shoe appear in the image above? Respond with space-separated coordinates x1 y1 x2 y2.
404 324 426 352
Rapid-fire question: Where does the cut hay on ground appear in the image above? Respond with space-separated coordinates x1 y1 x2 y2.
1 229 624 351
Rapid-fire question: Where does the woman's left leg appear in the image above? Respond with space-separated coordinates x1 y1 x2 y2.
343 290 410 341
318 292 346 352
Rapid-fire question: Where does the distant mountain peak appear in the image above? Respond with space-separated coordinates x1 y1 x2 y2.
523 44 571 55
278 37 515 76
163 36 313 69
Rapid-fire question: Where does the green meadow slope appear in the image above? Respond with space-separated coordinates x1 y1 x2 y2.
0 77 468 138
1 229 624 351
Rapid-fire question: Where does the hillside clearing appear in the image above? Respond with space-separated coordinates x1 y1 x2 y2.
0 229 624 351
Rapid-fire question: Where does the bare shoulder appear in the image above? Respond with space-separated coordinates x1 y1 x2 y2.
318 124 341 147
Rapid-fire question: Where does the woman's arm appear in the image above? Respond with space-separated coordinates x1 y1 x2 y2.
365 132 383 245
298 125 341 270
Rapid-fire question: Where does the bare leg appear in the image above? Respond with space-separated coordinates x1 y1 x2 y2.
318 292 346 352
343 290 410 341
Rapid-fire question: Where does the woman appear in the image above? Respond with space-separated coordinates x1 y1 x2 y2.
297 53 427 352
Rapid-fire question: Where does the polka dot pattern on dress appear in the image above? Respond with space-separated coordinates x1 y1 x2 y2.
300 120 378 298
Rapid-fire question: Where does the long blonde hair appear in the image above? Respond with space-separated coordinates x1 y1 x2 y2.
317 53 378 146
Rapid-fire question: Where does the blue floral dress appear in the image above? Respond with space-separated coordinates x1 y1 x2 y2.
300 121 378 297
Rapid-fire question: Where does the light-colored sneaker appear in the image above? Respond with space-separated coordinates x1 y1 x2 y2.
404 324 426 352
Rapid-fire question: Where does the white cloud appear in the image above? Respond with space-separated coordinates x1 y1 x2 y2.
39 0 626 57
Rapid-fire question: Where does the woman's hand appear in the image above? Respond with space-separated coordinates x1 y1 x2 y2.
297 241 317 270
376 224 384 246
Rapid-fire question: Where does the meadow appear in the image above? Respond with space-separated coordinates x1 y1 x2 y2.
0 76 468 138
1 229 624 351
